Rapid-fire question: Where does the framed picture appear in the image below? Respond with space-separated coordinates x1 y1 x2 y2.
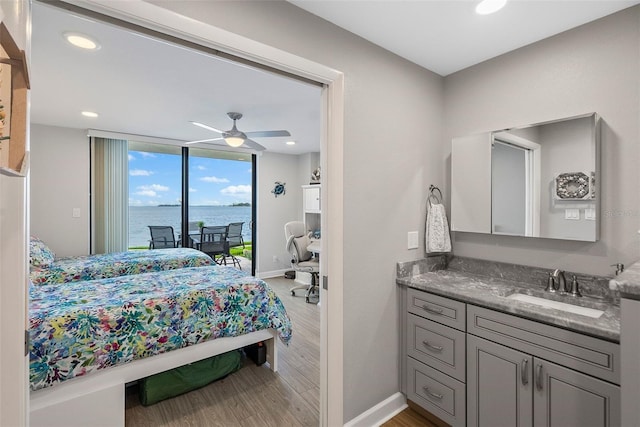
554 171 594 200
0 22 29 176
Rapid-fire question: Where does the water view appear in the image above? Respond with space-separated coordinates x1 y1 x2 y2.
129 205 252 248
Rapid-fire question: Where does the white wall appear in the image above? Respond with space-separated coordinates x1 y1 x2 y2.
256 151 304 276
30 124 90 256
444 6 640 276
149 1 445 421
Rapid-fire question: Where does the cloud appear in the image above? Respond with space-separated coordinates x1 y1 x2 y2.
140 152 156 158
134 190 157 197
128 154 135 161
221 185 251 197
138 184 169 192
189 187 197 193
247 168 252 173
200 176 229 183
130 169 154 176
196 165 207 171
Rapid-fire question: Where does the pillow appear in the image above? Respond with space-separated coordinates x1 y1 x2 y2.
29 236 55 268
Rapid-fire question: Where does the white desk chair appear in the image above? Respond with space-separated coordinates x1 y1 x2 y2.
284 221 319 303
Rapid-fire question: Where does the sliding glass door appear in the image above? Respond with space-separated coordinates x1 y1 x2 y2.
125 141 255 273
188 148 254 272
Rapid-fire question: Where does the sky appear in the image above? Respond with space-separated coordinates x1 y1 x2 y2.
128 150 252 206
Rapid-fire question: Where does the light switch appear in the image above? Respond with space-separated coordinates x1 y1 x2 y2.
584 208 596 221
72 208 81 218
407 231 419 249
564 209 580 220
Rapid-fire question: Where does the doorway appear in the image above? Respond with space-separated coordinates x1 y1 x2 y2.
31 1 342 425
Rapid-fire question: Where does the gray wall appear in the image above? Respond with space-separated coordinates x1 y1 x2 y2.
444 6 640 276
150 0 446 421
30 124 90 256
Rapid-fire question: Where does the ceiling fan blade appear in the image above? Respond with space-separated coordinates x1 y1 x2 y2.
190 121 225 134
244 130 291 138
184 137 224 145
242 138 267 151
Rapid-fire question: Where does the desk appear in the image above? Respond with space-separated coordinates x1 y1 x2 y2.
307 239 321 253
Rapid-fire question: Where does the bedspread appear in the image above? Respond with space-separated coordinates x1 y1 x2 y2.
29 248 212 285
29 266 292 391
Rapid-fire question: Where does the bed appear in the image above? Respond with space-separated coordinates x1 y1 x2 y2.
29 265 291 426
29 236 213 285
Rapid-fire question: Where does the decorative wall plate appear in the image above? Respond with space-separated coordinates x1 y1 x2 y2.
271 181 286 197
555 172 593 200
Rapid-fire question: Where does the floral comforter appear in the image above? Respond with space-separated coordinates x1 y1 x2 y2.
29 248 212 286
29 266 292 391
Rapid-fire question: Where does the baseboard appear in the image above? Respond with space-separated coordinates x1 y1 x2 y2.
344 392 407 427
257 268 289 279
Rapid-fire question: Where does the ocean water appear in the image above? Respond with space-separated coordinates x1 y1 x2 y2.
129 205 252 247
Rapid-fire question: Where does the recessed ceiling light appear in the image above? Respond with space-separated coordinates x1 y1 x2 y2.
475 0 508 15
81 111 99 118
63 32 101 50
286 141 296 145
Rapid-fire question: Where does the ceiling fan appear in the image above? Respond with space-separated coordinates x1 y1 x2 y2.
186 112 291 151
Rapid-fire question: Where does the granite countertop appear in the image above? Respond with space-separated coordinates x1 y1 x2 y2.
609 260 640 299
397 269 620 342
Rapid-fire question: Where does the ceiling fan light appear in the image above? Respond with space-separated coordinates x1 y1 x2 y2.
225 136 245 147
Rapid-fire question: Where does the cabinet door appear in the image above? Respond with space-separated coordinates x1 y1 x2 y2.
467 335 533 427
533 358 620 427
304 187 320 213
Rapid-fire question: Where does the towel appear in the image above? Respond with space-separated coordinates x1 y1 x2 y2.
425 202 452 254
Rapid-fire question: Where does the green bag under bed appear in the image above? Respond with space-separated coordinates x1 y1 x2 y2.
139 349 243 406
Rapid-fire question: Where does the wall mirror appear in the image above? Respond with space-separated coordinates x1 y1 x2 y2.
450 113 600 242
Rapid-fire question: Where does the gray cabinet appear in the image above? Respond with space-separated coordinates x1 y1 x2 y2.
468 334 620 427
403 287 620 427
405 288 466 427
467 334 533 427
467 308 620 427
534 358 620 427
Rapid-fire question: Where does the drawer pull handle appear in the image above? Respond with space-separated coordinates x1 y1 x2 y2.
521 359 529 385
423 387 443 400
535 363 543 391
422 341 444 352
422 304 444 315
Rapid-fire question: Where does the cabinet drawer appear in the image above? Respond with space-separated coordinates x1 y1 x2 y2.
407 288 466 331
467 304 620 385
407 313 466 382
407 357 466 427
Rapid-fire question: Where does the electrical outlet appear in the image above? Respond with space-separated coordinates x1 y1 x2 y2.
72 208 81 218
564 209 580 220
584 208 596 221
272 255 279 263
407 231 419 249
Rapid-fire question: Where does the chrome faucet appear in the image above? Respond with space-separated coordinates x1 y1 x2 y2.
551 269 568 293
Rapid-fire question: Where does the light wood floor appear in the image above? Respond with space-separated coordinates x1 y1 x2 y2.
382 407 438 427
125 276 320 426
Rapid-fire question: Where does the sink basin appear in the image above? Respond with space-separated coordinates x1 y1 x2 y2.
506 293 604 318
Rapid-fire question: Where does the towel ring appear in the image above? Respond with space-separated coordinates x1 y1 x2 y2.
428 185 443 207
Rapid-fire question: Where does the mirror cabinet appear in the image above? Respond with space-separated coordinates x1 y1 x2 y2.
451 113 600 242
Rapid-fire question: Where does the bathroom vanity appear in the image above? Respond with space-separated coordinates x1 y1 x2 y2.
398 257 620 427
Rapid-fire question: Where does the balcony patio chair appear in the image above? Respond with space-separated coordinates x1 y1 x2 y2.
199 226 228 265
148 226 178 249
